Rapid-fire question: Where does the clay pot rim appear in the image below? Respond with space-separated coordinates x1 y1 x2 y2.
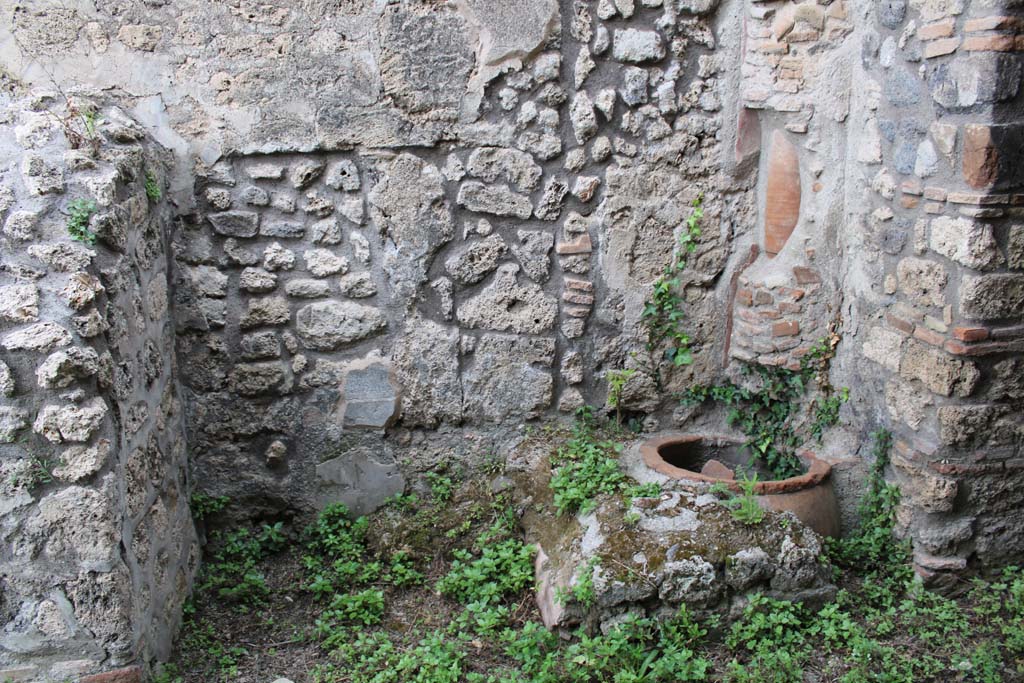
639 433 831 495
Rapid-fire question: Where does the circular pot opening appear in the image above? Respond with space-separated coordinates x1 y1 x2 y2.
655 437 778 480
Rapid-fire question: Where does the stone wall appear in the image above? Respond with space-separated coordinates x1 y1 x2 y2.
0 93 197 681
1 0 1023 677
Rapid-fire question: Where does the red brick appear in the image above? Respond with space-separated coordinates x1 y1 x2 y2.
79 667 142 683
925 202 946 214
918 19 957 39
736 288 753 306
562 291 594 306
991 324 1024 339
901 195 920 209
963 35 1019 51
944 338 1024 356
758 309 783 319
886 311 915 335
924 186 948 201
564 278 593 291
946 192 1009 205
963 125 999 189
924 37 961 58
964 15 1024 32
778 302 803 314
901 179 923 196
565 306 591 318
756 40 790 54
556 233 592 255
792 266 821 284
772 320 800 337
953 326 990 342
913 325 946 347
776 287 805 301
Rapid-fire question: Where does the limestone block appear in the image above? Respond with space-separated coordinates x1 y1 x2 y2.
391 316 462 427
929 216 1002 270
316 449 405 517
445 234 508 285
960 274 1024 320
456 263 558 334
466 147 542 191
3 323 73 352
295 300 386 350
612 29 665 62
36 348 101 389
33 397 108 443
457 181 533 219
0 284 39 322
899 340 979 397
897 257 947 308
462 333 554 422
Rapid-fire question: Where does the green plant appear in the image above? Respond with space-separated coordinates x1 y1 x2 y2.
556 557 601 609
725 474 764 525
642 194 704 372
386 550 424 587
810 386 850 442
827 429 908 574
189 492 229 520
606 368 636 424
550 411 626 515
66 198 97 244
682 337 842 479
436 531 535 606
427 470 455 505
145 170 162 201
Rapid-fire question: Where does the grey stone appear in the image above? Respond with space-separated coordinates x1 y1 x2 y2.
725 548 774 591
369 153 453 301
929 217 1002 270
325 160 360 191
534 177 569 221
929 55 1022 110
900 340 980 398
260 220 305 239
316 448 405 518
893 140 917 175
53 439 110 482
457 181 533 219
0 361 13 397
897 257 947 308
264 242 296 271
240 186 270 206
239 267 278 293
339 272 377 298
36 348 101 389
189 266 228 298
914 140 938 178
310 218 342 245
27 243 95 272
445 234 508 285
285 279 331 298
240 296 290 328
621 67 649 106
391 316 462 427
512 230 554 282
960 274 1024 320
569 92 598 145
462 333 554 422
0 406 29 443
658 557 722 607
228 362 287 396
4 210 40 240
295 300 386 350
612 29 665 63
878 0 906 28
884 68 921 108
3 323 73 352
466 147 542 191
246 162 285 180
341 360 399 428
0 285 39 323
239 331 280 360
304 249 349 278
289 159 325 189
208 211 259 238
33 397 108 443
457 263 558 334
